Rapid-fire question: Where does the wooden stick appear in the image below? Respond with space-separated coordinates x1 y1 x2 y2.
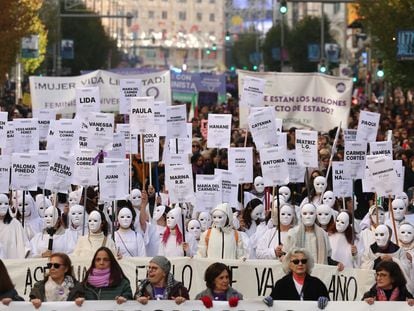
388 195 399 245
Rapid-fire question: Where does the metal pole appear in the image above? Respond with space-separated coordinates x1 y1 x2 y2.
281 15 285 71
320 3 325 62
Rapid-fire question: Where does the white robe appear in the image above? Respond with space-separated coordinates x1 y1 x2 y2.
0 218 29 259
256 228 289 259
115 229 146 257
329 233 360 268
29 227 74 257
158 231 196 257
72 232 117 258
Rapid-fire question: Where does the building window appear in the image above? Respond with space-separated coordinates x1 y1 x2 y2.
148 11 154 18
209 13 215 22
196 12 202 21
178 11 186 20
162 11 168 19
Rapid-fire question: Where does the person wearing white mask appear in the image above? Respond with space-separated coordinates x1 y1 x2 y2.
197 203 246 260
241 199 266 258
396 192 414 225
398 221 414 293
129 189 143 224
198 211 212 232
386 199 408 243
316 204 334 232
244 176 270 209
16 191 43 241
322 191 337 210
30 206 72 257
257 204 296 259
187 219 202 242
68 191 81 208
115 206 146 258
72 210 117 258
159 207 196 257
282 203 344 270
300 176 327 208
66 204 87 242
361 224 410 277
35 194 52 219
329 211 360 268
358 205 386 256
0 194 29 259
152 205 169 242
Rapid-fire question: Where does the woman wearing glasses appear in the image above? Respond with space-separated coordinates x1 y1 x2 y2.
264 248 329 309
29 253 78 309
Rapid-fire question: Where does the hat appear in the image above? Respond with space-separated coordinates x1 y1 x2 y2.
150 256 171 274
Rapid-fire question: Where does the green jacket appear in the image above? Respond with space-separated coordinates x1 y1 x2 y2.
69 278 133 301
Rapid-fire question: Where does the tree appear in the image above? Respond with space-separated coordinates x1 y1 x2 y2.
231 33 261 71
357 0 414 87
262 23 288 72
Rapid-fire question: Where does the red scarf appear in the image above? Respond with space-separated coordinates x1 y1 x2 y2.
376 286 400 301
292 272 305 285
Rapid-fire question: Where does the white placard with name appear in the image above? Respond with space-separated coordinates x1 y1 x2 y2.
4 122 14 155
106 132 126 159
119 79 142 114
248 107 278 149
240 75 265 107
356 110 380 142
49 119 80 155
168 138 191 155
130 96 155 135
215 169 239 210
166 104 187 139
369 141 392 159
287 150 306 183
87 112 114 151
32 150 51 189
11 153 38 191
98 161 129 201
366 155 398 196
154 100 167 136
0 112 7 148
207 114 232 148
75 86 100 119
295 130 318 167
195 174 222 213
260 147 289 186
228 147 253 184
143 129 160 163
73 148 98 186
344 141 367 179
44 154 75 193
165 164 195 204
332 161 352 197
117 124 138 154
343 129 357 142
33 109 56 141
13 118 39 153
0 155 10 193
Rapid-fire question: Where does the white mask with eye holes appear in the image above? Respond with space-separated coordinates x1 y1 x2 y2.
70 204 84 228
280 204 294 226
35 194 51 218
335 212 350 233
88 211 102 233
254 176 265 194
375 225 390 247
153 205 166 222
129 189 142 207
251 204 265 221
398 223 414 245
0 194 9 217
118 208 133 229
391 199 406 221
212 210 227 228
68 191 80 207
316 204 332 226
301 203 316 227
279 186 291 202
198 212 212 231
371 209 386 226
44 206 59 229
187 219 201 239
395 192 409 208
313 176 327 194
166 209 178 229
17 196 31 217
322 191 335 209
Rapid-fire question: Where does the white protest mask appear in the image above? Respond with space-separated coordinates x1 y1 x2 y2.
212 209 227 228
88 210 102 233
35 194 52 218
187 219 201 239
335 212 350 233
198 211 212 231
301 203 316 227
70 204 84 228
44 206 59 229
316 204 332 226
129 189 142 206
322 191 335 209
313 176 327 194
17 195 32 217
166 208 180 229
395 192 409 208
374 225 390 247
254 176 265 194
251 204 265 221
280 204 294 226
0 194 9 217
118 207 133 229
398 223 414 245
391 199 406 221
153 205 166 222
273 195 286 209
279 186 291 201
68 191 80 207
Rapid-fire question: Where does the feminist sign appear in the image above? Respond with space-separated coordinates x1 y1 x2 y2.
260 147 289 186
195 174 222 213
356 111 380 142
0 155 10 193
75 86 100 119
45 154 74 193
13 118 39 153
228 147 253 183
332 161 352 197
165 164 195 204
87 112 114 151
119 78 143 114
72 148 98 186
295 130 318 167
11 153 38 191
207 114 232 148
98 161 129 201
248 107 278 149
130 96 155 135
344 141 367 179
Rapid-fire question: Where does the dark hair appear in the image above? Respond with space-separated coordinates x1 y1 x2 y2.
89 209 109 236
204 262 231 290
242 198 263 229
333 210 355 244
84 246 127 287
375 260 407 288
0 259 15 292
47 253 76 281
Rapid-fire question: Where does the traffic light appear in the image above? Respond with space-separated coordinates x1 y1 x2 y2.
212 43 217 51
230 66 235 71
206 48 211 55
225 31 231 41
318 60 327 73
253 65 258 71
352 76 358 83
376 60 384 78
279 0 288 15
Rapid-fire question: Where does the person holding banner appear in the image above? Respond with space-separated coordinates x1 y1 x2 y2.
29 253 78 308
0 259 24 305
71 246 132 305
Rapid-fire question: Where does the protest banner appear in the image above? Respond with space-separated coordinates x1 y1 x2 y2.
106 132 126 159
0 112 8 148
356 111 380 142
332 161 352 197
72 148 98 186
215 169 239 210
87 112 114 151
344 141 367 179
143 129 160 163
98 161 129 201
343 128 357 142
11 153 38 191
48 119 80 155
116 124 138 154
369 141 392 159
237 70 352 131
154 100 167 136
295 130 318 168
30 70 171 113
248 107 278 149
75 86 100 119
4 122 14 155
13 118 39 153
195 174 222 213
166 104 187 139
287 150 306 183
228 147 253 183
44 154 74 193
260 147 289 186
32 150 51 189
32 109 56 141
240 75 266 107
207 114 232 149
366 155 398 196
165 164 195 204
119 78 142 114
130 96 155 135
0 155 10 193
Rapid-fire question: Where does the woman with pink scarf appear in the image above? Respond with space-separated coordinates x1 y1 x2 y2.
70 246 132 305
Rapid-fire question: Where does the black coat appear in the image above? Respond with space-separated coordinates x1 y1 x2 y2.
362 284 413 301
270 273 329 301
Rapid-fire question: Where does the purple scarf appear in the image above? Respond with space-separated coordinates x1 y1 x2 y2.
88 268 111 288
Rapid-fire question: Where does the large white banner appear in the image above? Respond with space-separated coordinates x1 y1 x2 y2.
295 130 318 168
228 147 253 184
30 70 171 114
207 114 232 149
10 153 38 191
237 70 352 131
195 174 222 213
